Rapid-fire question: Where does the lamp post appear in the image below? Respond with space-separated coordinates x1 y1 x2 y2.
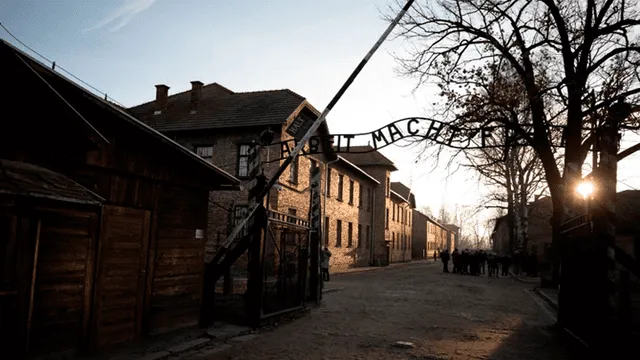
576 180 595 216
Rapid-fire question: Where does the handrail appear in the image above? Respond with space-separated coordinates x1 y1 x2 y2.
267 209 310 228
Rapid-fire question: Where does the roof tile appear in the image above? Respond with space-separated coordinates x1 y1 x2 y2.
129 83 306 132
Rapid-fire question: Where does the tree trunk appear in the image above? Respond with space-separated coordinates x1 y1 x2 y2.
505 148 516 255
519 172 529 254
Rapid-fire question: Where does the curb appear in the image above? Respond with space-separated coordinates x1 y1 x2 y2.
138 338 212 360
533 287 558 311
332 260 430 277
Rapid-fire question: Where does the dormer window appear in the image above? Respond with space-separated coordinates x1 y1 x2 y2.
153 110 162 115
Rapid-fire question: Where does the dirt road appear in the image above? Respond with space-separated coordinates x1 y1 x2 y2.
183 261 583 359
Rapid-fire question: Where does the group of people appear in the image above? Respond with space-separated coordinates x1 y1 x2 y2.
437 249 513 277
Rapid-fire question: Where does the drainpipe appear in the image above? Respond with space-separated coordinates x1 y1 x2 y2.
370 187 376 266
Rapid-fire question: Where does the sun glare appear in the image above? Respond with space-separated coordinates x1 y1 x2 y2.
576 181 594 199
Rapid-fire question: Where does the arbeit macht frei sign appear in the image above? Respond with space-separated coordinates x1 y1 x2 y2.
276 117 569 160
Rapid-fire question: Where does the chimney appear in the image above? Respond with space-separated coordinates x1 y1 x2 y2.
155 84 169 110
190 81 203 112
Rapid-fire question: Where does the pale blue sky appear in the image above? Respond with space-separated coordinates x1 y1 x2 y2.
2 0 638 231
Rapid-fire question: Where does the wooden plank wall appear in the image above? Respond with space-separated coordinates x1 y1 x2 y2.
93 205 150 349
148 185 208 335
29 208 98 355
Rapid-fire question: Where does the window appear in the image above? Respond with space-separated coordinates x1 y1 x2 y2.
357 224 362 248
310 159 317 173
237 144 252 178
358 183 363 207
365 226 370 249
326 168 332 197
324 216 330 246
392 232 395 249
289 155 299 184
367 188 371 211
392 203 396 221
347 222 353 247
195 146 213 161
348 180 354 205
385 208 389 229
337 174 344 201
336 220 342 247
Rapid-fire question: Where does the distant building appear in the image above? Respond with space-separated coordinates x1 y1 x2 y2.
444 224 460 251
388 182 414 263
491 191 640 261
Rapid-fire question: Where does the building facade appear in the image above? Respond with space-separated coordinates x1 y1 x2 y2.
427 217 450 255
412 210 429 259
388 188 413 263
128 82 335 270
341 146 398 266
322 156 379 272
129 81 388 274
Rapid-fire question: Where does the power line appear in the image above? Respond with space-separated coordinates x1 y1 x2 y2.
0 22 126 108
618 179 639 191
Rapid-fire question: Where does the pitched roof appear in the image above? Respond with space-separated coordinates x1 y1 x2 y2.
339 146 397 170
0 159 104 205
2 40 240 190
391 182 416 208
128 83 307 132
336 156 380 185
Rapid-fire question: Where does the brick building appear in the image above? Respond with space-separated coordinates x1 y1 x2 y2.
129 81 391 273
389 182 414 263
129 82 336 266
322 156 379 272
427 216 450 255
412 211 429 259
341 146 398 266
388 188 413 263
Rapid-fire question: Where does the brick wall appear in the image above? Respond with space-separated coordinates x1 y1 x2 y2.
322 161 377 273
388 193 412 263
412 211 428 259
355 166 394 265
426 219 449 255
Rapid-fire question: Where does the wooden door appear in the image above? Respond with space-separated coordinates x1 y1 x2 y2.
93 205 150 349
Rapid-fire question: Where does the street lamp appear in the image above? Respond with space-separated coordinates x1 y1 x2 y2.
576 181 594 200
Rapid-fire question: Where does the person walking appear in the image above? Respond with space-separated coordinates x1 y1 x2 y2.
321 246 332 281
440 249 450 273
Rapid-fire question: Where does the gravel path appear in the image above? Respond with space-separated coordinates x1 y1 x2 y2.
183 261 584 360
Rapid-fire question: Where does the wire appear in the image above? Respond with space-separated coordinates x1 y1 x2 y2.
0 22 126 108
617 179 639 191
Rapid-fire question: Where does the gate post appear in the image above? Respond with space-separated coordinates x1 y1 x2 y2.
591 99 628 350
245 145 267 326
308 165 322 304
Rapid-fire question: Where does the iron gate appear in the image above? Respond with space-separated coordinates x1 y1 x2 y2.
247 209 310 323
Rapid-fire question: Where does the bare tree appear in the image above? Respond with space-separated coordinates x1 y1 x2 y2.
388 0 640 281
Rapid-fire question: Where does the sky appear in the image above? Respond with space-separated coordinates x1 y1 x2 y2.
2 0 639 234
